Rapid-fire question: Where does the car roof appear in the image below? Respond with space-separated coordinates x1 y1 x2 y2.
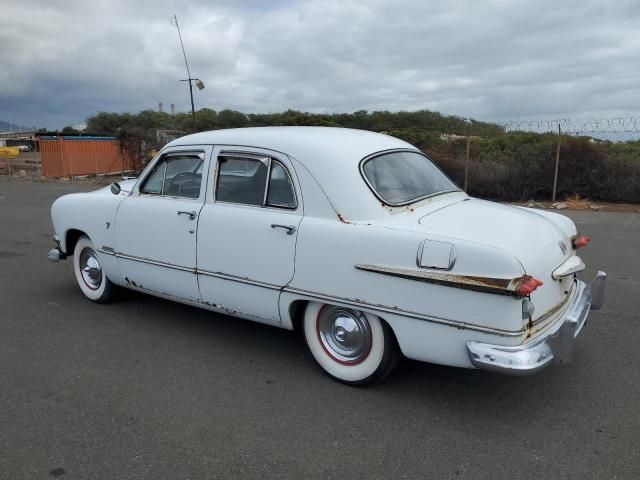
167 126 418 220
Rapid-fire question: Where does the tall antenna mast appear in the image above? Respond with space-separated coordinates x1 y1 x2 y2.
171 15 204 131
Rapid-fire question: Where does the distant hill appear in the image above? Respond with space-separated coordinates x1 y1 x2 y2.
0 120 33 133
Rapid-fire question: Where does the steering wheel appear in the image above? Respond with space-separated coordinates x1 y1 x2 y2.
168 172 200 196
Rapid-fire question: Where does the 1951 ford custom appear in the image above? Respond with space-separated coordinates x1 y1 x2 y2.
48 127 606 385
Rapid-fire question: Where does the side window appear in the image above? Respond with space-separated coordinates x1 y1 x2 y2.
216 155 297 209
140 160 166 195
140 154 203 199
266 161 296 208
216 157 268 206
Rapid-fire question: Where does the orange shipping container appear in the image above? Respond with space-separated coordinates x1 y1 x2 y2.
39 136 133 178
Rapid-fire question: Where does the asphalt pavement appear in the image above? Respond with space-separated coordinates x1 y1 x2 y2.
0 178 638 479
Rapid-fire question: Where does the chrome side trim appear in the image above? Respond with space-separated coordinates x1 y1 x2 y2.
282 286 524 337
100 250 543 337
101 250 196 273
101 249 281 290
355 264 524 296
197 268 281 290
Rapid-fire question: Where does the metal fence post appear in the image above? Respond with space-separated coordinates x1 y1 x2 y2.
36 146 42 177
93 143 98 177
62 137 73 181
552 125 561 202
464 124 470 192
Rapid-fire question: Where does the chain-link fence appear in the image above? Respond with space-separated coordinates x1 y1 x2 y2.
31 118 640 203
386 117 640 204
502 118 640 139
156 129 187 149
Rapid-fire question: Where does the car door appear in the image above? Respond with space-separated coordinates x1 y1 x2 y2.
197 147 302 325
114 146 211 302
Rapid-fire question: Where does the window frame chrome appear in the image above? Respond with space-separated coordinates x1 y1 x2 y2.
214 151 299 211
265 159 298 210
138 150 205 199
359 148 461 207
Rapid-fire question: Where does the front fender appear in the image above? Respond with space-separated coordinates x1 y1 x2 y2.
51 188 125 254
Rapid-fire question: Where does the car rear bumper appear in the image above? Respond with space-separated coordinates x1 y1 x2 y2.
466 271 607 375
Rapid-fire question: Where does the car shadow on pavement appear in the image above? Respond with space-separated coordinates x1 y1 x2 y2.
110 287 573 416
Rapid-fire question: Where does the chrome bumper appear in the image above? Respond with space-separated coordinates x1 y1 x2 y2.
47 235 67 262
466 271 607 375
48 248 64 262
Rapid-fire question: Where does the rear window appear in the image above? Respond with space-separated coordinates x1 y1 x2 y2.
361 150 460 206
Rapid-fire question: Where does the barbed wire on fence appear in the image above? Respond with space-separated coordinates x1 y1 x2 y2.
382 116 640 140
380 116 640 203
499 117 640 135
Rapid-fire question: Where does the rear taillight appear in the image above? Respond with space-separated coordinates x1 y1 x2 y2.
572 235 591 249
517 276 544 296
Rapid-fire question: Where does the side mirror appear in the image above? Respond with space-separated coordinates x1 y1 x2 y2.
110 182 121 195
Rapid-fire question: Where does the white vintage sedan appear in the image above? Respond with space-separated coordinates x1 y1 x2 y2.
49 127 606 384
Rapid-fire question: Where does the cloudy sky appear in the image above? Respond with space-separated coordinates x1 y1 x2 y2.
1 0 639 129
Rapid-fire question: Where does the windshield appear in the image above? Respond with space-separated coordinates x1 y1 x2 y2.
361 150 460 206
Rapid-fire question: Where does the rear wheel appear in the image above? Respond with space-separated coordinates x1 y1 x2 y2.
73 235 113 303
303 302 399 385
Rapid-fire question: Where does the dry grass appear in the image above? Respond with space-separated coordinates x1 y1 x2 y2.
564 194 592 210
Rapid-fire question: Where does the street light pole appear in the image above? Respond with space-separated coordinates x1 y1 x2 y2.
171 15 204 132
180 78 197 131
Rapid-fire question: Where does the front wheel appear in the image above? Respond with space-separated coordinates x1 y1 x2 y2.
303 302 400 385
73 235 113 303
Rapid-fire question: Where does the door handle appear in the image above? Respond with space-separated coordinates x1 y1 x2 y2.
271 224 297 235
177 210 197 220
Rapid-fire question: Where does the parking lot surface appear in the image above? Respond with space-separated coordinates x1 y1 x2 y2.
1 178 639 479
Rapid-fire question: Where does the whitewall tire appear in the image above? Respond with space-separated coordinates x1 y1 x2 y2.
303 302 399 385
73 235 113 303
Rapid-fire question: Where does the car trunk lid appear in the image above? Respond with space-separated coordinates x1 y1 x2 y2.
416 198 575 325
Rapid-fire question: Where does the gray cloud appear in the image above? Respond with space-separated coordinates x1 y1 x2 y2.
1 0 639 129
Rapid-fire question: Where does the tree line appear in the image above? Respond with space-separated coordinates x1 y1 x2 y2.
61 108 640 204
73 108 499 136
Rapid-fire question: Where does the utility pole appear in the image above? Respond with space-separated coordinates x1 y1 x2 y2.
171 15 205 132
182 76 196 131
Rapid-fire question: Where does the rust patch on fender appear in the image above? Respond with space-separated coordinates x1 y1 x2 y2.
337 213 350 224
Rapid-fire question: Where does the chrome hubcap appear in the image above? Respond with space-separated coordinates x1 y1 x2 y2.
79 247 102 290
317 307 372 364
